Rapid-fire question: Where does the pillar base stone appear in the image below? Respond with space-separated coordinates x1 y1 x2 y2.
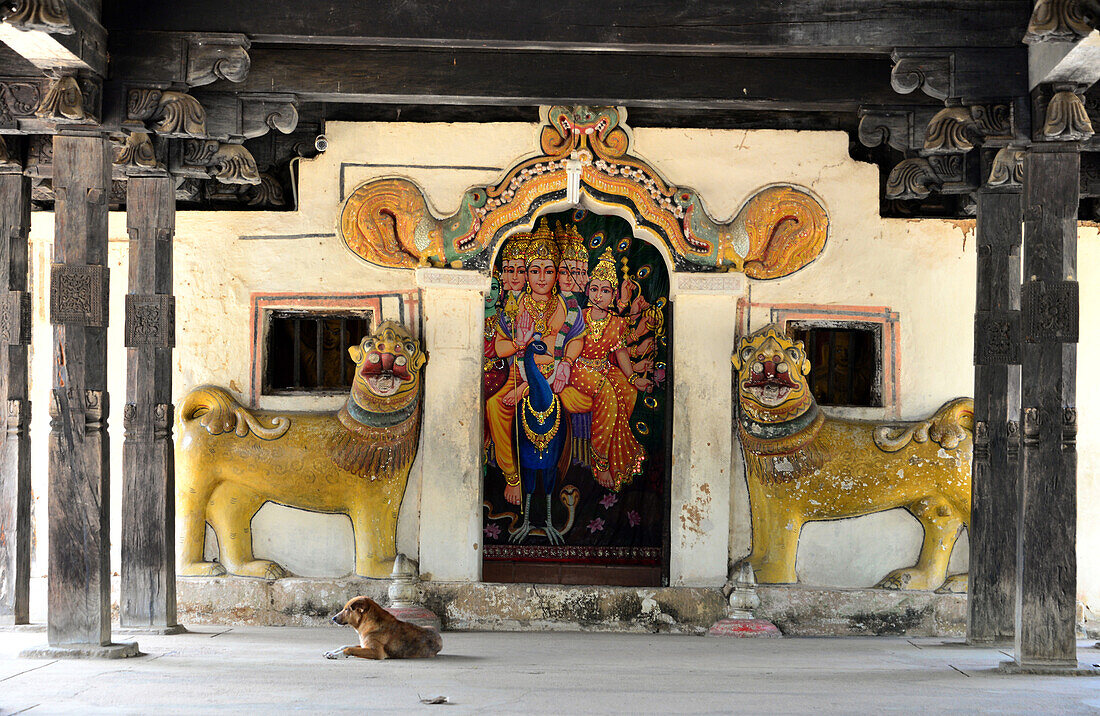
997 660 1100 676
20 642 141 659
706 617 782 638
116 624 188 635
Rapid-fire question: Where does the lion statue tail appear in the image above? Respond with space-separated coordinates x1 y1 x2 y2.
873 397 974 453
178 385 290 440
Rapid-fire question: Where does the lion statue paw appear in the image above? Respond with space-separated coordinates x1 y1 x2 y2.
934 574 969 594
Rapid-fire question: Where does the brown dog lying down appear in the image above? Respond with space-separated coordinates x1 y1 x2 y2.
324 596 442 660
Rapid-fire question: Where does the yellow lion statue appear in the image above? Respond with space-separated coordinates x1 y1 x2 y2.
733 324 972 593
176 321 426 579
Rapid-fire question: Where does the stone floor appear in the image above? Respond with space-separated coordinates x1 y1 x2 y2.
4 627 1100 713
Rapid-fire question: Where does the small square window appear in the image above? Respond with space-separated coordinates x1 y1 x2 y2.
264 311 372 394
787 322 882 408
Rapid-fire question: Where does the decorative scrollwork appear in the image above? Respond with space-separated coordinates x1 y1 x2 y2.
988 146 1025 187
2 0 72 33
1042 90 1094 141
34 75 83 121
923 104 1012 154
974 310 1021 365
1025 0 1092 43
208 143 260 185
124 294 175 347
857 110 914 152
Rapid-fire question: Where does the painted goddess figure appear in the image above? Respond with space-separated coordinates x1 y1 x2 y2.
486 218 585 505
559 248 651 489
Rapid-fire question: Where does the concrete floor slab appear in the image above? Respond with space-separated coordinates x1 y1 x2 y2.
3 627 1100 713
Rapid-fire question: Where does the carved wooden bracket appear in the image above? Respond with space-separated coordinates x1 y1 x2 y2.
885 154 970 199
2 0 72 34
1025 0 1092 44
49 263 108 327
890 52 951 101
0 75 99 131
0 136 21 173
195 92 299 142
186 35 251 86
857 108 938 152
923 104 1013 153
125 88 206 138
173 139 260 185
124 294 175 347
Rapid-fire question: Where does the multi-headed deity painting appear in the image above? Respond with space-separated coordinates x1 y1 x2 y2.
481 209 670 583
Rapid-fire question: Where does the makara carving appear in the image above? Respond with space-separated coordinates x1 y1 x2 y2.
176 322 426 579
733 324 972 593
339 105 828 276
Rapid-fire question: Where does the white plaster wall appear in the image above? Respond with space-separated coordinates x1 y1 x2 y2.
1077 226 1100 618
20 120 1003 591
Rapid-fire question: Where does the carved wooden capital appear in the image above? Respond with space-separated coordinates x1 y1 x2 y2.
890 52 951 101
112 131 161 172
34 74 84 121
124 294 175 347
1041 90 1094 141
49 263 108 327
2 0 72 34
187 35 251 86
126 88 206 138
987 146 1025 187
48 388 107 431
974 310 1021 365
1025 0 1092 43
1022 279 1079 343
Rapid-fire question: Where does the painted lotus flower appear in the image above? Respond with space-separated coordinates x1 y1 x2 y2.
627 510 641 527
599 493 618 509
587 518 605 533
484 523 501 539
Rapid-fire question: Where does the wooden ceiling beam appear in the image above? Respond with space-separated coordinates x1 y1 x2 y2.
104 0 1031 52
211 47 943 112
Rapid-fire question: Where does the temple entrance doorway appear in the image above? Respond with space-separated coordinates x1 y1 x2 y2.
481 208 672 587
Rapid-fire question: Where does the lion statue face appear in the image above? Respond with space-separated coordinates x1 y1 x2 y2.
347 321 426 413
732 324 814 424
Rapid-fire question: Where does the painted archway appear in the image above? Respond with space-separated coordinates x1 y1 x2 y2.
338 106 829 278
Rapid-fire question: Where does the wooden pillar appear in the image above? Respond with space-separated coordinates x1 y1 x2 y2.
120 174 178 630
969 186 1022 644
1015 143 1079 668
0 171 31 625
45 133 118 649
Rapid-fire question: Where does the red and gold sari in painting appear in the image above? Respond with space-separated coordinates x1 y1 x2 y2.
559 308 646 489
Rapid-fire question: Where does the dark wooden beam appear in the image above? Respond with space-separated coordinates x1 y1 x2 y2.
104 0 1031 52
120 173 178 631
0 166 30 626
215 48 938 111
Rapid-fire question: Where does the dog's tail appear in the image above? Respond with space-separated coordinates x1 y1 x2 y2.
178 385 290 440
873 397 973 453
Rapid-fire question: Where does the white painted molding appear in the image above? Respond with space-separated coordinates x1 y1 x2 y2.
415 268 491 292
670 271 746 297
